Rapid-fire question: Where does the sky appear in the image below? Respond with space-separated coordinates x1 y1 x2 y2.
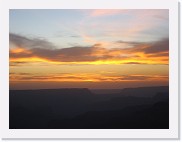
9 9 169 90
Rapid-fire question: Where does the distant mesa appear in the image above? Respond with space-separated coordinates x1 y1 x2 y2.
10 88 93 96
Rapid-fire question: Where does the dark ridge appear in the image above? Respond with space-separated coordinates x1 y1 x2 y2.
91 86 168 95
120 86 169 97
9 86 169 129
10 87 90 91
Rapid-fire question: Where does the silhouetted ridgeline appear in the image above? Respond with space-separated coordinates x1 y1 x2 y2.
9 86 169 129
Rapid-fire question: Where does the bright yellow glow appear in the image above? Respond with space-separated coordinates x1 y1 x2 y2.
10 57 168 65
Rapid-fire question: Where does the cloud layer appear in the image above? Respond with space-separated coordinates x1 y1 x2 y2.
10 33 169 65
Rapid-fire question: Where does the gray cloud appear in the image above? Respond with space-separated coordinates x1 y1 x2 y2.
10 33 55 49
123 38 169 55
142 38 169 54
116 40 145 46
116 38 168 53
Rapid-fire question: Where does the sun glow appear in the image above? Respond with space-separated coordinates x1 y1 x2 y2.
9 9 169 89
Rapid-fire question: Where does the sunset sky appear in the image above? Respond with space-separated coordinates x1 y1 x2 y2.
9 9 169 89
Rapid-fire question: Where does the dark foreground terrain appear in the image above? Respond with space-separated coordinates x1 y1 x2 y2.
9 86 169 129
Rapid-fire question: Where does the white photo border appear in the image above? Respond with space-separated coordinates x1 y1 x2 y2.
0 0 179 139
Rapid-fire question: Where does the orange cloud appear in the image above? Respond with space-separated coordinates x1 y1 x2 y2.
10 72 168 83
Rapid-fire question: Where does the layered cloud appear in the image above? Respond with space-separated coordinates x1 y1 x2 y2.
10 33 169 65
10 72 168 82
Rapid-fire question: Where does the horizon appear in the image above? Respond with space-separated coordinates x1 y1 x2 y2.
9 85 169 91
9 9 169 90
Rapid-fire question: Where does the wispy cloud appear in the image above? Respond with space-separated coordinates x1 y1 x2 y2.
88 10 128 17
